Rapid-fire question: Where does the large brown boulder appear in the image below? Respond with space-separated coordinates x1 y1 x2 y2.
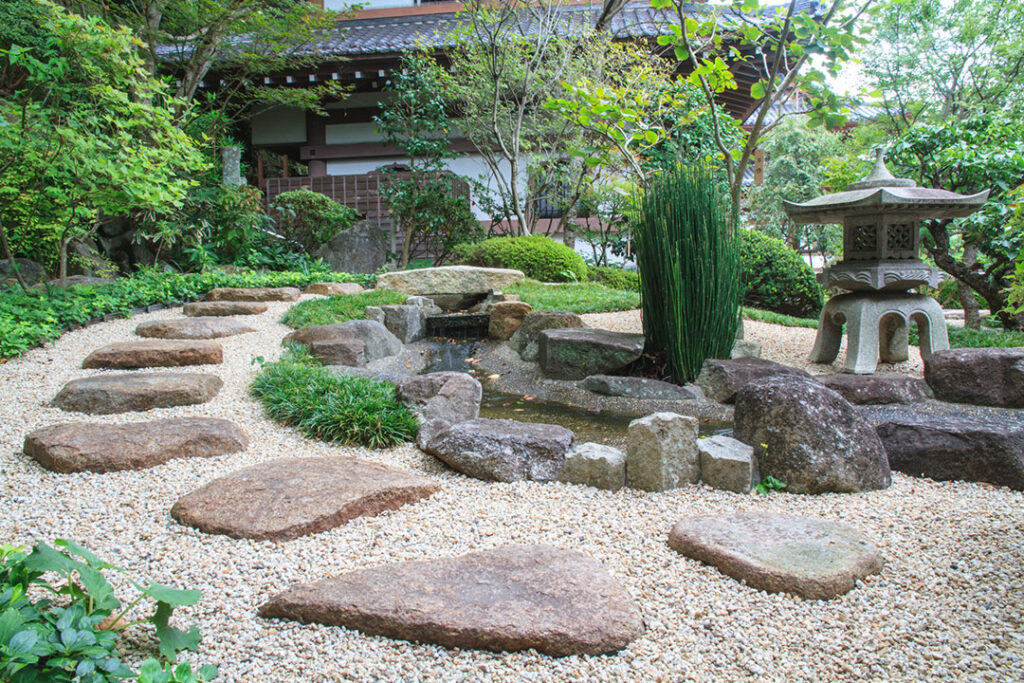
284 320 402 365
695 357 811 404
205 286 300 302
135 317 255 340
668 513 883 600
924 348 1024 408
508 310 583 362
52 373 222 414
488 301 533 340
734 374 891 494
82 340 223 369
538 328 645 380
259 544 643 656
819 373 931 405
23 418 247 473
171 457 439 541
183 301 268 317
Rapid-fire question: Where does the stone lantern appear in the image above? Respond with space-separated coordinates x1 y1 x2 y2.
782 149 989 373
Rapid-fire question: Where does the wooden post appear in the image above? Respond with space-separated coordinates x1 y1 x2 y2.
282 154 290 179
753 148 765 185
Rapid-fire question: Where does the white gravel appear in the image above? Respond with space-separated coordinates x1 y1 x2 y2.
1 300 1021 681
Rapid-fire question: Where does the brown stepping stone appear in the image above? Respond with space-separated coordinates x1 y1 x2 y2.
668 513 883 600
305 282 364 296
183 301 268 317
205 287 300 302
171 457 440 541
82 340 222 369
135 317 255 340
53 373 222 414
24 418 247 473
259 544 643 656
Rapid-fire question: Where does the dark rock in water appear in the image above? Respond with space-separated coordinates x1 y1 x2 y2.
419 418 574 482
734 374 891 494
259 544 644 656
316 219 389 274
668 513 883 600
582 374 704 401
508 310 583 362
695 357 811 404
539 328 644 380
819 373 931 405
924 348 1024 408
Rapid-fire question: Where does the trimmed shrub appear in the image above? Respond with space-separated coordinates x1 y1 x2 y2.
281 289 408 329
588 265 640 292
270 188 361 253
456 234 588 282
738 229 824 318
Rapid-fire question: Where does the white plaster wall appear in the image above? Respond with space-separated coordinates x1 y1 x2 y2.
251 107 306 145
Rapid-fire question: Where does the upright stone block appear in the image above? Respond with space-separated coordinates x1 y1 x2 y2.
559 442 626 491
697 435 758 493
626 412 699 491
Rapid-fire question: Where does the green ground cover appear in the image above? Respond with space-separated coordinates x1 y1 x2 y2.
507 280 640 313
280 290 407 329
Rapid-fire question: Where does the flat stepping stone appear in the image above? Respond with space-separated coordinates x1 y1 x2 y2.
171 457 440 541
82 340 222 369
23 418 247 473
135 317 255 340
305 282 364 296
668 513 883 600
183 301 268 317
259 544 643 656
53 373 222 414
205 286 300 302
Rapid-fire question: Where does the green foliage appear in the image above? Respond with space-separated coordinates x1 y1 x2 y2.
249 346 418 449
742 307 819 329
738 230 824 318
634 165 741 383
0 267 374 359
457 235 587 283
269 189 360 254
0 540 216 682
587 266 640 292
280 290 408 329
506 280 640 314
755 475 787 494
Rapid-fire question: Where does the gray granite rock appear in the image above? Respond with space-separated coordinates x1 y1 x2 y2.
924 348 1024 408
697 435 758 493
626 412 700 492
819 373 932 405
397 372 482 424
380 304 427 343
135 317 255 340
508 310 583 362
539 328 645 380
696 357 811 404
316 220 389 274
284 320 402 364
206 287 300 302
559 442 626 491
582 375 704 401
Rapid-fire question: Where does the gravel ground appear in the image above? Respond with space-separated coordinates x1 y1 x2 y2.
2 301 1021 681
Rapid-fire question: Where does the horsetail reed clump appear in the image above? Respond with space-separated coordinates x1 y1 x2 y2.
633 165 741 383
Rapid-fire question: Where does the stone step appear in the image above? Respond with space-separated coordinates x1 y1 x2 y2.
24 418 247 473
135 317 255 340
668 513 883 600
183 301 268 317
305 282 364 296
259 544 643 656
82 340 222 369
205 287 300 302
170 456 440 541
53 373 222 414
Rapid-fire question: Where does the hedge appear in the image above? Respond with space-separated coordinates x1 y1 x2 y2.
738 229 824 318
455 234 588 282
587 265 640 292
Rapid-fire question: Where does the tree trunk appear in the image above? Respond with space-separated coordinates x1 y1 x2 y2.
957 242 981 329
0 224 30 292
59 238 70 287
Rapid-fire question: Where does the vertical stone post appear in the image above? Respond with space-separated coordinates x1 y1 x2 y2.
221 146 244 186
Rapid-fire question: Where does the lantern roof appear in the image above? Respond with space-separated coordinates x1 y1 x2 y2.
782 148 989 225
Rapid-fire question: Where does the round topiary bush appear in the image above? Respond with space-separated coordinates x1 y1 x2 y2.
270 188 361 253
588 265 640 292
738 229 824 318
456 234 587 283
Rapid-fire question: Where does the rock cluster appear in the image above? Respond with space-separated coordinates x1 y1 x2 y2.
283 320 402 366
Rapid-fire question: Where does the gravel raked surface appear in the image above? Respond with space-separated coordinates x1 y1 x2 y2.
1 300 1021 681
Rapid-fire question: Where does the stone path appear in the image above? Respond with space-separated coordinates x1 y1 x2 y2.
183 301 268 316
135 317 255 340
82 339 223 368
52 373 223 414
206 286 300 302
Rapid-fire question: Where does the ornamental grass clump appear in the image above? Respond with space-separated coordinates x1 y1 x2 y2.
634 165 741 383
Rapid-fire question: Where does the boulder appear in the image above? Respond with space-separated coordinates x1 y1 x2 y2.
539 328 645 380
582 375 704 401
509 310 583 362
819 373 931 405
730 339 763 359
419 418 574 483
171 456 440 541
135 317 255 340
488 301 533 340
82 340 223 369
397 372 482 424
667 513 883 600
376 266 525 309
309 338 366 366
52 373 222 414
734 375 891 494
416 418 451 452
0 258 45 287
559 442 626 491
380 304 426 343
626 412 700 492
924 348 1024 408
867 407 1024 490
696 357 811 404
23 418 247 473
305 282 365 296
206 287 300 302
316 220 389 274
697 435 758 494
284 320 402 364
259 544 643 656
405 295 442 313
183 301 268 317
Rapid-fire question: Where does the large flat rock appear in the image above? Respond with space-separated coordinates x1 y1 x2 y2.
205 286 300 302
668 513 883 600
508 310 583 362
538 328 645 380
82 340 223 369
23 418 247 473
183 301 268 317
695 358 811 404
305 282 364 296
171 457 440 541
52 373 222 414
376 265 524 298
924 348 1024 408
259 544 643 656
818 373 931 405
135 317 255 340
284 320 402 366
